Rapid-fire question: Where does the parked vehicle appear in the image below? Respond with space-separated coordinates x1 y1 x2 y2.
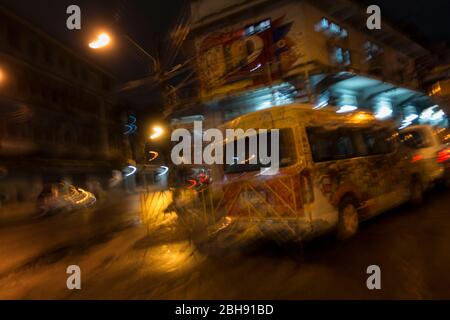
399 125 450 188
435 127 450 185
209 104 421 242
36 182 96 216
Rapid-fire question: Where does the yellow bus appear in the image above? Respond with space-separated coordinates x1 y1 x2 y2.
215 104 421 241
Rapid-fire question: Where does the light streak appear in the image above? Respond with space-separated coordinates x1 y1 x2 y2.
75 189 90 204
187 179 197 189
157 166 168 177
124 115 137 135
250 63 262 72
125 165 137 177
148 151 159 162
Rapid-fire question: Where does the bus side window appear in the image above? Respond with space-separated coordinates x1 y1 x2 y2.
363 129 395 154
335 129 356 159
306 127 334 162
350 129 370 156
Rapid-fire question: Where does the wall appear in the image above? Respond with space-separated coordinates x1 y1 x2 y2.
190 0 420 100
0 7 125 207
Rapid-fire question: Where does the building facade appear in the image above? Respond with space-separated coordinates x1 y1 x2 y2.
173 0 446 129
0 6 125 204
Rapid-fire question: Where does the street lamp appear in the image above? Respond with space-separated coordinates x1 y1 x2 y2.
149 126 164 140
87 30 193 95
123 35 159 74
0 69 4 83
88 32 111 49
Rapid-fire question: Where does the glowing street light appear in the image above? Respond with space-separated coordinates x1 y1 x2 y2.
0 69 4 83
149 126 164 140
88 32 111 49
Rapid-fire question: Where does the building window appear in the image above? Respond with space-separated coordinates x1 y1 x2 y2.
331 47 351 66
245 19 271 36
429 82 442 96
307 127 395 162
329 22 341 35
364 41 383 61
315 18 348 39
315 18 329 31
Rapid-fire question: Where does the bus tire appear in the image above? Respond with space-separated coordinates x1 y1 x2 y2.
336 197 359 240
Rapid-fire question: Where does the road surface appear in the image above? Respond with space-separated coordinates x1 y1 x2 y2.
1 187 450 299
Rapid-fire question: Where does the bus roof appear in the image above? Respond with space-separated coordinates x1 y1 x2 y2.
221 103 393 130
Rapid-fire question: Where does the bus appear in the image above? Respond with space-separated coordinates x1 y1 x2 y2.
210 104 421 242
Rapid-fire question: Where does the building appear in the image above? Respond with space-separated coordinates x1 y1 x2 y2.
422 61 450 107
171 0 447 130
0 6 125 204
416 44 450 105
429 75 450 101
427 66 450 109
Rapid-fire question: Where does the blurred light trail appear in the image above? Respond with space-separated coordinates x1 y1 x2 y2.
124 115 137 135
157 166 168 176
187 179 197 189
250 63 261 72
75 188 91 204
125 165 137 177
149 151 159 162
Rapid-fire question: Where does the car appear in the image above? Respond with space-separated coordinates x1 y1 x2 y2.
399 125 450 189
435 127 450 185
36 182 96 216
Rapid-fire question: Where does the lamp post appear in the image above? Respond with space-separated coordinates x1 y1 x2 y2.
123 35 160 75
88 31 163 165
88 31 160 76
87 31 188 174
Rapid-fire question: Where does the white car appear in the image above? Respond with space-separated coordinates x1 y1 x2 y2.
399 125 450 189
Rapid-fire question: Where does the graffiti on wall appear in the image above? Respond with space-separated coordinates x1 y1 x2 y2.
197 16 299 97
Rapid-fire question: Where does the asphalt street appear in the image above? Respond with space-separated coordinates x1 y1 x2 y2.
1 187 450 299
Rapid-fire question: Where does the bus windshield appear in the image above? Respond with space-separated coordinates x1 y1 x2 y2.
223 128 297 174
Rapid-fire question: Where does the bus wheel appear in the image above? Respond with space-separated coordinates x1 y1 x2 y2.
410 177 423 205
336 197 359 240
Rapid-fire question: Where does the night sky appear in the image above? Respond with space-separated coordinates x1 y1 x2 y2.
0 0 448 96
0 0 186 83
360 0 450 46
